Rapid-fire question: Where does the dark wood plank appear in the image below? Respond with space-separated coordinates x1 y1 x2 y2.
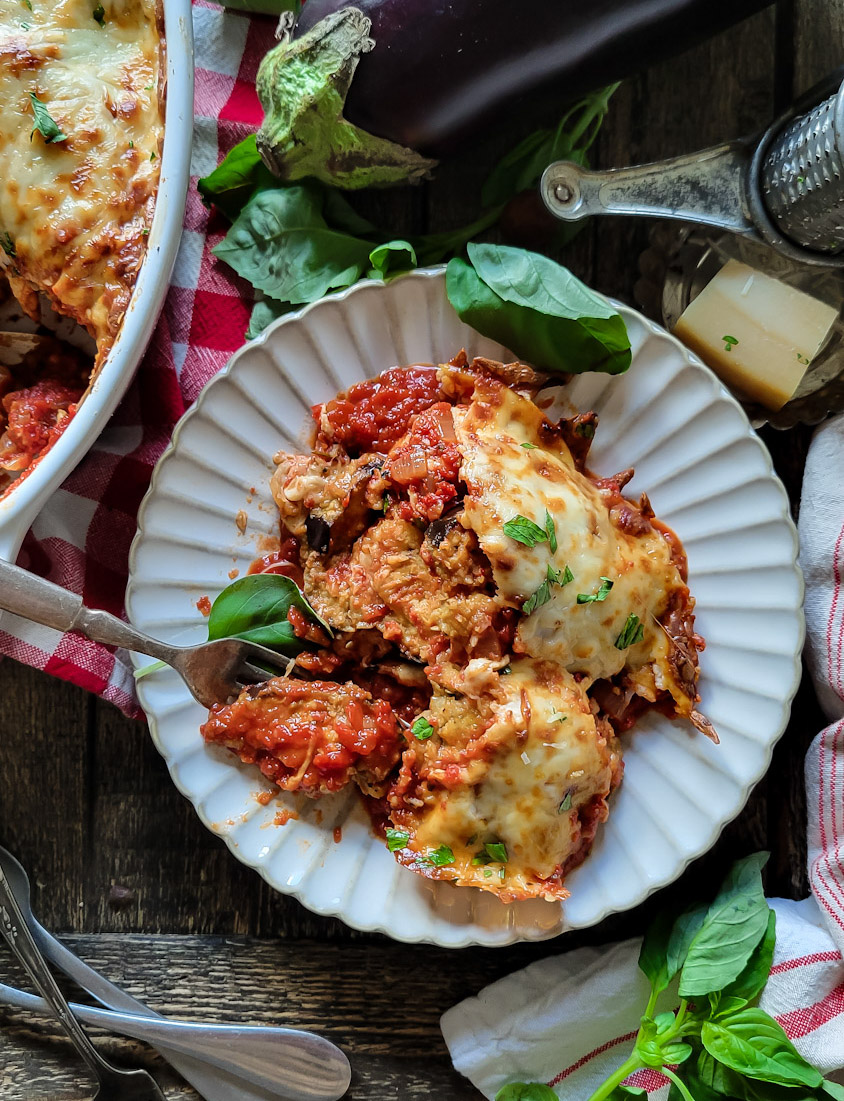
0 660 91 932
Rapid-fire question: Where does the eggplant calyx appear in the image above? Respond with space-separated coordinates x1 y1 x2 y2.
255 8 437 190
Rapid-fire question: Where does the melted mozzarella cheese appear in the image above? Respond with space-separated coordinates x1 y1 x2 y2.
452 376 683 683
396 659 619 901
0 0 162 366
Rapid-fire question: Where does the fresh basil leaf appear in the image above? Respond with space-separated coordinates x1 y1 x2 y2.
207 574 328 657
665 902 708 981
495 1084 558 1101
716 909 776 1009
524 563 571 615
544 510 557 554
421 844 454 868
638 910 678 994
29 93 66 143
411 716 435 741
679 853 770 997
92 3 105 24
214 186 374 305
485 841 508 863
503 515 548 547
322 189 377 236
447 244 631 376
247 296 294 340
577 577 614 604
662 1042 693 1065
701 1008 822 1089
198 135 277 221
385 827 408 852
615 613 645 649
604 1088 646 1100
823 1081 844 1100
368 239 417 279
1 232 15 258
521 441 539 449
523 580 551 616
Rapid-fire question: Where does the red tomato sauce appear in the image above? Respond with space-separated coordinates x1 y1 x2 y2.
315 366 443 454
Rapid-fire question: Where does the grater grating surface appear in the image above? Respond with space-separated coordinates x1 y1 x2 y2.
761 84 844 254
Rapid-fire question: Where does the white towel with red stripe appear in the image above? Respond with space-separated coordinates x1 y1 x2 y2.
441 412 844 1099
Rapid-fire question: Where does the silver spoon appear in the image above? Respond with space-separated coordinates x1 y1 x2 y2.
0 862 167 1101
0 847 351 1101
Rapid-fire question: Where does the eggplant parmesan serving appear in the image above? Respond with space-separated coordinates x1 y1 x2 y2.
201 353 714 903
0 0 163 490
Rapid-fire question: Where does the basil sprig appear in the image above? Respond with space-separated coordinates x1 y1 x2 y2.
446 243 632 377
496 853 843 1101
198 92 617 341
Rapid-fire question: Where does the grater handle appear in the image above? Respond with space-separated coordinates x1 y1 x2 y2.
541 141 755 235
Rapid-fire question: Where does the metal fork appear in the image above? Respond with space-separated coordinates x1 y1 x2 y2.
0 558 289 708
0 863 166 1100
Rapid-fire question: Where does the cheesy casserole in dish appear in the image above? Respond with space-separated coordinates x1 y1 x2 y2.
201 354 714 903
0 0 162 490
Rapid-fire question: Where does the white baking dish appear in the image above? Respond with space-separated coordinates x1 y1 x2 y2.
0 0 194 562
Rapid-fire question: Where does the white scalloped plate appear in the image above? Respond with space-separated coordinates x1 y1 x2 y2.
126 268 803 948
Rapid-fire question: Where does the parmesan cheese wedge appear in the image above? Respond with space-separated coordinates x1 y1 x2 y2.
673 259 838 411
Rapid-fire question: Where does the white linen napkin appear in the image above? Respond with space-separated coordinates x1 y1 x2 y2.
442 412 844 1099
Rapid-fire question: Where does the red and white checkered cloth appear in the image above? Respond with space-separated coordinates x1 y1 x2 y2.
0 1 273 716
442 412 844 1097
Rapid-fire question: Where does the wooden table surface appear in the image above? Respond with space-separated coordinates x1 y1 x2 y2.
1 1 841 1097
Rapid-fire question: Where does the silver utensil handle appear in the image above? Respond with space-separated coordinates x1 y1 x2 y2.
541 142 754 234
0 866 108 1081
0 557 175 662
0 982 351 1101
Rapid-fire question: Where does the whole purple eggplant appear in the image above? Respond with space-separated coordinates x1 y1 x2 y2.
295 0 771 154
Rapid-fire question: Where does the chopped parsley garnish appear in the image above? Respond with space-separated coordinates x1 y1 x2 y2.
523 563 573 616
520 441 539 449
385 828 409 852
550 711 568 724
500 664 512 675
150 151 157 161
558 792 573 814
797 352 810 365
93 3 105 24
615 613 645 649
420 844 454 867
577 576 613 604
141 228 150 237
503 514 547 547
1 232 15 258
544 510 557 554
411 716 435 741
21 0 32 9
29 93 66 144
574 421 595 439
722 334 739 352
